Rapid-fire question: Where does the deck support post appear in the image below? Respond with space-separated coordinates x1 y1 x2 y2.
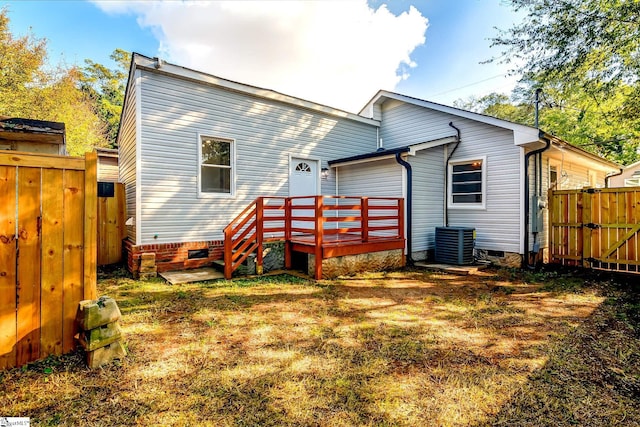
256 197 264 275
361 197 369 242
314 195 323 280
284 197 292 269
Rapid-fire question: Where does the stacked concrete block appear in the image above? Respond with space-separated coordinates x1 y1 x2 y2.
76 296 127 369
136 252 157 279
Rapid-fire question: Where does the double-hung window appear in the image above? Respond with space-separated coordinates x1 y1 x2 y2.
199 135 234 196
449 157 486 208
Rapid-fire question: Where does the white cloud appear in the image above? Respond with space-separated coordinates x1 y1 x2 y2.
94 1 428 112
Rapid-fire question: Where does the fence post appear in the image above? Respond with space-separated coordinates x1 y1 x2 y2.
582 190 592 268
83 151 98 300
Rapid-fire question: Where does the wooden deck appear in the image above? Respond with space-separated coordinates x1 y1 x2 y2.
224 195 406 279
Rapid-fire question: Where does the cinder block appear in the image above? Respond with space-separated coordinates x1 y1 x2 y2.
138 265 157 273
85 340 127 369
76 297 122 330
77 321 123 351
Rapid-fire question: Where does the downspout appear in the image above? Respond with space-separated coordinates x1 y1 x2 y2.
395 152 413 265
523 132 551 268
605 168 623 188
444 122 461 226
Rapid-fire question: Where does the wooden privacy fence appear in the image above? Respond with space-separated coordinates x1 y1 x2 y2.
0 151 97 370
549 187 640 273
97 182 126 265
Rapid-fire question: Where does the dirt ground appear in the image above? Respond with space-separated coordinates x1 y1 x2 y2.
1 266 639 426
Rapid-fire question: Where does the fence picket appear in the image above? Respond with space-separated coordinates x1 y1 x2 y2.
0 166 17 369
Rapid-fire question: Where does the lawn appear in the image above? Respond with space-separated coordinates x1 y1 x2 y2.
1 267 639 426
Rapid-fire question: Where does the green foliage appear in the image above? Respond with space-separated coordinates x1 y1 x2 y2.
0 8 108 155
79 49 131 146
486 0 640 165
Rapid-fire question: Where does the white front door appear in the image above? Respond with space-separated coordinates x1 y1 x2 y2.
289 157 319 233
289 157 319 196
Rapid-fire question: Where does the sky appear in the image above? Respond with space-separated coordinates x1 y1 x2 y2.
2 0 525 113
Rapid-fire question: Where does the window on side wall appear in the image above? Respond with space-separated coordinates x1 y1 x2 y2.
448 157 486 209
199 135 234 196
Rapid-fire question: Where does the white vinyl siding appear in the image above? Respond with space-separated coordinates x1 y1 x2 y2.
117 71 139 243
336 158 404 241
409 147 445 258
379 100 522 254
137 71 377 244
337 158 403 198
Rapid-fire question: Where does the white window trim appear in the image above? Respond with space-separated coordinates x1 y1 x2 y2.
197 133 236 198
448 155 487 210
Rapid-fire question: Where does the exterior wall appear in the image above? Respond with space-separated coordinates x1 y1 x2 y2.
609 161 640 187
379 100 523 255
136 70 378 246
118 71 139 243
409 147 445 259
97 155 119 182
536 152 611 252
337 158 403 197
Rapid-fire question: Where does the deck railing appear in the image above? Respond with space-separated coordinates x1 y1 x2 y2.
223 195 404 279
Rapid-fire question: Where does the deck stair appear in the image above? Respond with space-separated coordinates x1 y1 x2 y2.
221 195 405 280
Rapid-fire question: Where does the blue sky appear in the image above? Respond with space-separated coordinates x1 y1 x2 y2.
2 0 524 112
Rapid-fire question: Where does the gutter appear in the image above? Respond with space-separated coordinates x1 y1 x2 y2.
523 132 551 268
395 152 413 265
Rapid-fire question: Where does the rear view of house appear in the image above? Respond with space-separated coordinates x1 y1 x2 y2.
117 53 619 277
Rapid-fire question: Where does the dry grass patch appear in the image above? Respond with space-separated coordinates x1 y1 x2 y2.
1 267 639 426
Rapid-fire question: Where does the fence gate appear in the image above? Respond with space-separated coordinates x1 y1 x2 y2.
0 151 97 370
549 188 640 273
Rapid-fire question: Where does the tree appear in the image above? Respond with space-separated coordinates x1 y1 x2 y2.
487 0 640 164
80 49 131 146
0 8 108 155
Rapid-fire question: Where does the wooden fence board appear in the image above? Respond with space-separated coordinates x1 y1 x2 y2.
550 188 640 273
0 151 98 370
16 167 42 366
40 169 64 357
0 166 17 370
83 151 97 300
63 170 84 353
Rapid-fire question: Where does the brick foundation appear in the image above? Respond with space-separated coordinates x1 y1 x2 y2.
124 239 224 274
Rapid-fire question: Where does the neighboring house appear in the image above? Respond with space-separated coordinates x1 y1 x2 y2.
117 53 620 274
0 117 66 155
609 160 640 187
95 147 119 182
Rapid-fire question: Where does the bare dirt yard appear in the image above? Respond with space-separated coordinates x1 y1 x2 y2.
1 266 639 426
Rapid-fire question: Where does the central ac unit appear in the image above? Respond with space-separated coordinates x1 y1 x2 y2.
435 227 475 265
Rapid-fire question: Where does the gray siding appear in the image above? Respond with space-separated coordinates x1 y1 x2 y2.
137 71 378 244
336 158 404 240
337 158 403 197
380 100 523 254
118 73 139 243
409 147 445 258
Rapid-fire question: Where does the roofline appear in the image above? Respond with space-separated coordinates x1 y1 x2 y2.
328 147 409 167
360 90 540 145
540 131 621 169
131 53 380 127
